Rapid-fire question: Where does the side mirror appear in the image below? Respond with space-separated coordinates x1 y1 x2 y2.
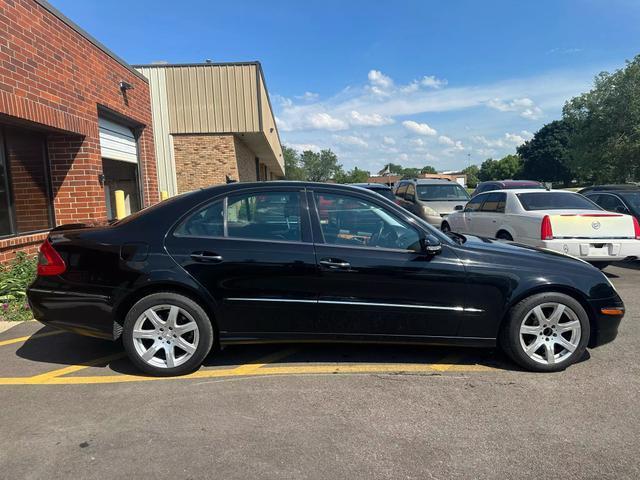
454 205 464 211
420 235 442 255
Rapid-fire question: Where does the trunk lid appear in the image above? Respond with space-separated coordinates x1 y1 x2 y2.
542 210 636 239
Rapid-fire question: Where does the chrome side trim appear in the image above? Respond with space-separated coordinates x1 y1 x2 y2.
224 297 483 312
28 288 110 300
225 298 317 304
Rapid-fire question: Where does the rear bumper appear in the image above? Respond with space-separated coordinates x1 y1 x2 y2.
538 239 640 261
587 296 625 348
27 287 118 340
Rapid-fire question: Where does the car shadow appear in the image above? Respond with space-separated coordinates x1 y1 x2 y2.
13 326 576 377
612 260 640 271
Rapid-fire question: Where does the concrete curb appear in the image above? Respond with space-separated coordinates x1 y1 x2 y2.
0 320 34 334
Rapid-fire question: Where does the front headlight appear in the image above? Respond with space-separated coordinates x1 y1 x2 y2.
421 205 439 217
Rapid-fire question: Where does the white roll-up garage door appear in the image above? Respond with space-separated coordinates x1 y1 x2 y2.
98 117 138 163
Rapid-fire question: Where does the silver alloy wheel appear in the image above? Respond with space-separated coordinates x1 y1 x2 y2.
132 304 200 369
519 302 581 366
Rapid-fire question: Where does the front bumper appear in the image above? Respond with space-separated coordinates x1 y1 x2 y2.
538 239 640 262
587 295 625 347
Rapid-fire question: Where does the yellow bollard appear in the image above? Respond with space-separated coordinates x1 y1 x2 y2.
114 190 126 220
160 190 169 201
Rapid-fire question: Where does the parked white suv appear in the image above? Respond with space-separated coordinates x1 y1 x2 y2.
444 189 640 268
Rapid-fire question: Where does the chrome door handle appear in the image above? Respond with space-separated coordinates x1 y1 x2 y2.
190 252 223 263
319 259 351 269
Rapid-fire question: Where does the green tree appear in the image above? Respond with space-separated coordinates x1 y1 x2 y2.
478 155 522 181
400 167 421 178
461 165 479 188
420 165 437 174
378 163 404 175
517 120 575 186
282 146 306 180
335 166 371 184
562 55 640 183
300 149 343 182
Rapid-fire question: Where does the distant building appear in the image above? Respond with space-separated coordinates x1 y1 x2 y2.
136 63 284 196
367 173 467 188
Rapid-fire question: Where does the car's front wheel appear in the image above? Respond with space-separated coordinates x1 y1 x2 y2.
499 292 589 372
123 292 214 376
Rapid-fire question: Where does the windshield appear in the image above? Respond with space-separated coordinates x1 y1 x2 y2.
417 184 470 201
517 192 602 211
620 192 640 211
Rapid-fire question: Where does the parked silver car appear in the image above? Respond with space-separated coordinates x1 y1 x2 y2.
394 178 470 229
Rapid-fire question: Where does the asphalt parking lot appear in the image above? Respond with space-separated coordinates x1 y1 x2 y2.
0 263 639 479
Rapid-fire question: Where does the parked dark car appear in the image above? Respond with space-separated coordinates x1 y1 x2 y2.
472 180 545 197
577 184 639 195
27 182 624 376
349 183 396 202
584 189 640 223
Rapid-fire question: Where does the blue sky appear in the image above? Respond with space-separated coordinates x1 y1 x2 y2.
51 0 640 173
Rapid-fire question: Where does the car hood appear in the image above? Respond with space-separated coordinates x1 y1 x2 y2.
459 234 590 266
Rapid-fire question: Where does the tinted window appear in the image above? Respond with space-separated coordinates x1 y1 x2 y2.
417 184 470 201
464 195 485 212
405 184 416 201
227 192 301 241
395 183 408 198
517 192 601 211
594 194 626 212
314 193 421 251
175 200 224 237
481 192 506 213
175 191 302 241
371 188 396 201
620 192 640 211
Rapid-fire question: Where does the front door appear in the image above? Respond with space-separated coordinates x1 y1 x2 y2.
309 189 466 338
461 193 485 234
164 187 318 336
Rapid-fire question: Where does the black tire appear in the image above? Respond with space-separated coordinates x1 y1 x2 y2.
496 231 513 241
122 292 214 376
499 292 590 372
441 222 451 233
590 262 610 270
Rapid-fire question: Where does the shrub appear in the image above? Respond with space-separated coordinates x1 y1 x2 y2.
0 252 37 322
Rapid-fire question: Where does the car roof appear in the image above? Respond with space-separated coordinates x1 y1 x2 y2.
579 184 639 193
586 189 640 195
349 183 391 189
412 179 454 185
479 180 542 186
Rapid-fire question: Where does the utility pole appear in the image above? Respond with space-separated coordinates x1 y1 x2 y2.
467 152 471 169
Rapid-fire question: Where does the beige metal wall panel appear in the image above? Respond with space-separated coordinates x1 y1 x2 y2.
258 74 284 174
136 66 178 196
164 64 260 134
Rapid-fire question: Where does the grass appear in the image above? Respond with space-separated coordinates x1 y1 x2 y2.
0 252 37 322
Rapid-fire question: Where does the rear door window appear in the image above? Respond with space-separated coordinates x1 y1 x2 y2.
481 192 506 213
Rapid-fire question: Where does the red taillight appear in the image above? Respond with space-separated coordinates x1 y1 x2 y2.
633 217 640 240
37 239 66 276
541 215 554 240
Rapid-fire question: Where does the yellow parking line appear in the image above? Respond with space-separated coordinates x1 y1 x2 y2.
28 352 127 382
228 347 299 375
0 330 63 347
0 361 497 386
430 353 464 371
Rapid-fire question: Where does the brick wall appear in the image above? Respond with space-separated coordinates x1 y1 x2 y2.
234 137 257 182
0 0 158 261
174 134 251 193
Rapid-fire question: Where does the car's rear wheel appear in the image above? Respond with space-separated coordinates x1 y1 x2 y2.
123 292 214 376
499 292 589 372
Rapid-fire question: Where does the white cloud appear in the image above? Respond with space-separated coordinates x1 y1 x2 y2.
487 97 543 119
349 110 394 126
421 75 448 89
438 135 455 146
296 91 319 101
368 69 394 89
410 138 425 148
473 131 533 149
307 112 348 131
333 135 368 148
382 136 396 145
402 120 437 136
288 143 321 152
398 153 409 162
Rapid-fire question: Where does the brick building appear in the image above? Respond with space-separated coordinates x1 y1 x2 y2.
136 63 284 196
0 0 158 262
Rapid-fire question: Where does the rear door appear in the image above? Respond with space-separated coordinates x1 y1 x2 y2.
164 186 318 336
308 188 466 337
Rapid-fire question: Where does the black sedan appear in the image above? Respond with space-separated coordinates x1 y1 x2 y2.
27 182 624 376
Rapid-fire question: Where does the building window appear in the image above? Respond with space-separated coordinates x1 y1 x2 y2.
0 126 54 238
